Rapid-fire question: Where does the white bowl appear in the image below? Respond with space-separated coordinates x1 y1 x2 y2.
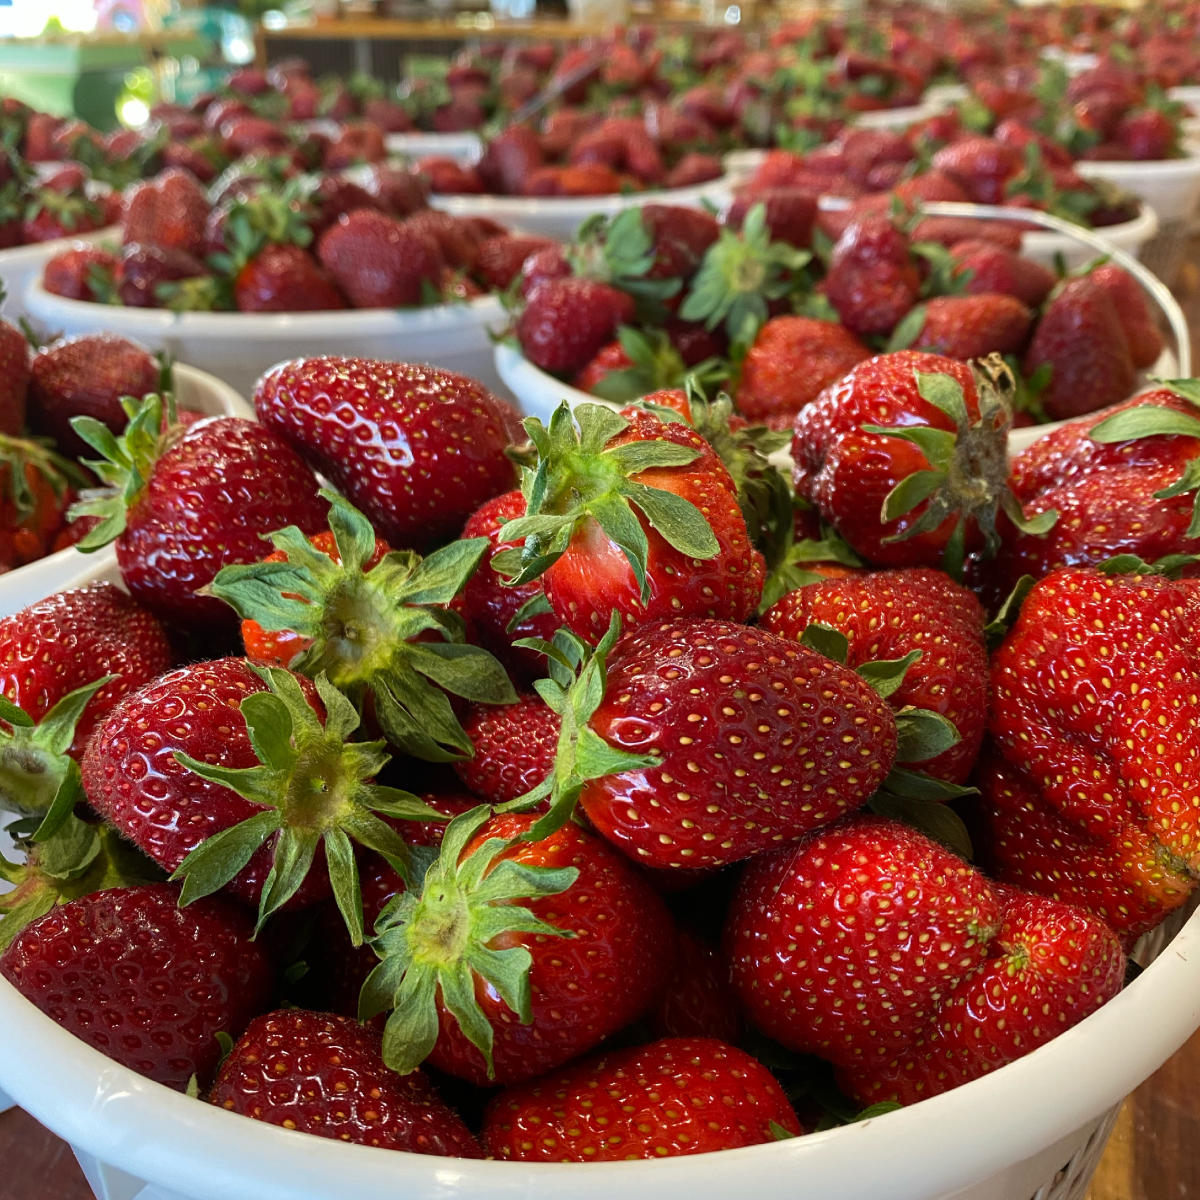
0 361 250 612
21 282 512 400
1019 202 1159 267
429 176 735 242
1075 146 1200 225
722 149 769 187
849 102 948 130
0 226 118 322
386 131 483 165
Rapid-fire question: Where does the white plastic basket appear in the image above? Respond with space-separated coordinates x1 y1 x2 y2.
21 281 511 400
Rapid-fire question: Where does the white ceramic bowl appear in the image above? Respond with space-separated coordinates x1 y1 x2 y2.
1019 202 1159 267
386 131 483 165
429 176 734 241
21 283 511 400
0 226 118 322
0 361 250 611
1075 145 1200 225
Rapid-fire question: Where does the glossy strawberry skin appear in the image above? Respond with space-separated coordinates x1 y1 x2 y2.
425 812 676 1087
0 883 273 1091
121 167 210 258
516 277 636 375
725 816 1002 1071
911 293 1033 361
254 357 519 553
543 412 765 641
454 694 560 805
234 244 347 313
761 567 988 783
82 657 329 910
580 619 898 870
982 568 1200 938
315 210 442 308
0 583 173 757
648 929 742 1043
483 1037 801 1162
824 215 921 338
210 1009 482 1157
117 417 327 628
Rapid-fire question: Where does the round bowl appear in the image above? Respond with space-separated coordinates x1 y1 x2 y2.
1075 146 1200 225
386 131 483 165
849 101 948 130
1019 202 1159 267
429 176 734 241
0 226 118 321
0 361 249 613
21 282 511 399
722 149 769 187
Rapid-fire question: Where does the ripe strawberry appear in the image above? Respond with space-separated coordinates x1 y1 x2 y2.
726 187 818 250
736 316 872 428
1114 108 1178 160
949 239 1056 308
42 245 121 302
910 216 1024 252
648 929 742 1042
418 157 485 195
364 808 675 1085
824 214 921 337
28 333 159 459
121 166 210 257
362 163 429 217
477 124 545 196
253 356 519 552
454 693 560 805
20 188 107 243
234 243 346 312
315 209 443 308
0 436 85 570
904 293 1033 360
1022 276 1137 422
0 883 273 1090
401 209 483 272
980 567 1200 938
792 351 1045 573
473 233 557 291
1087 263 1164 369
760 567 987 784
210 1010 481 1156
931 136 1023 204
117 243 210 309
71 398 327 627
0 316 28 436
516 277 636 375
501 405 764 640
483 1037 800 1161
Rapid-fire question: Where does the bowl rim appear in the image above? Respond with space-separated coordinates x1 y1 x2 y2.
0 224 119 265
429 174 733 217
1019 200 1159 246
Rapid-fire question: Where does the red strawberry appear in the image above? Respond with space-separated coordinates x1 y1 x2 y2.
121 167 210 257
761 567 988 784
27 333 159 459
401 209 484 272
0 883 273 1090
0 436 82 570
1022 276 1137 421
905 293 1033 360
315 209 443 308
117 242 210 309
981 567 1200 938
909 217 1025 252
502 405 764 640
253 356 518 553
638 204 722 281
362 163 429 217
454 693 560 805
210 1010 481 1156
648 930 742 1042
20 189 107 243
932 136 1023 204
477 124 545 196
824 215 921 337
42 245 120 302
473 233 557 291
234 243 346 312
736 316 872 428
1114 108 1178 160
0 316 28 436
365 808 675 1085
1086 263 1164 369
72 400 327 628
726 187 817 249
949 239 1056 308
417 157 485 195
483 1037 800 1161
516 277 636 375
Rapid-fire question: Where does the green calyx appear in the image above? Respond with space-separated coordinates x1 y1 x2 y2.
360 804 579 1078
1089 378 1200 539
498 402 720 601
171 663 443 942
209 181 314 277
587 326 726 406
0 677 112 842
209 490 516 762
678 202 811 349
862 355 1057 580
571 208 682 314
68 392 181 551
0 433 90 524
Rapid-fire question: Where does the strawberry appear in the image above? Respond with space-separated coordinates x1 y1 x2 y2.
0 435 86 571
516 277 636 375
362 163 429 217
473 233 556 291
41 245 121 302
1086 263 1164 369
253 356 518 552
902 293 1034 361
1022 276 1137 421
500 404 764 640
477 124 544 196
234 243 346 312
980 566 1200 938
483 1037 800 1161
209 491 516 761
638 203 722 282
0 883 273 1090
824 214 921 338
726 186 817 249
0 316 28 437
760 567 988 784
736 316 872 428
117 242 211 309
363 808 675 1085
28 333 159 459
454 693 560 805
121 166 210 257
315 209 443 308
1114 108 1178 160
71 397 327 628
210 1009 482 1156
949 239 1056 308
931 136 1023 204
20 188 107 243
401 209 484 272
648 929 742 1042
792 352 1049 574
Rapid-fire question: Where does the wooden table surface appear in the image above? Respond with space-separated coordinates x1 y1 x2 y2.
3 251 1199 1200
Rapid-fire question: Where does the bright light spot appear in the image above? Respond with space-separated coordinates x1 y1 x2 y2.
261 10 288 30
119 97 150 127
724 4 741 21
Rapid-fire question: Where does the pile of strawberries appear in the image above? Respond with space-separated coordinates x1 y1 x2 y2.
39 162 556 314
1 340 1197 1164
507 197 1165 431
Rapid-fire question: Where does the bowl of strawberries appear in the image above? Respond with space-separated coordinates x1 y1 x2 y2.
2 346 1200 1200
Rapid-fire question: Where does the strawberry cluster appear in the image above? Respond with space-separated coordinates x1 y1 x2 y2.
4 345 1199 1166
